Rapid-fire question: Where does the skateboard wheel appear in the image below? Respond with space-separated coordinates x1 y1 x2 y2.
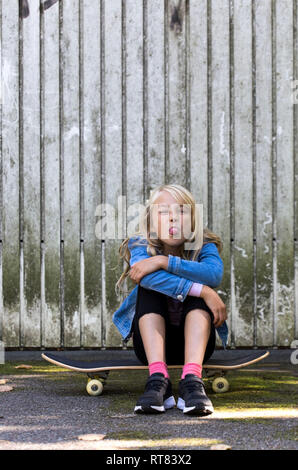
212 377 229 393
86 379 103 396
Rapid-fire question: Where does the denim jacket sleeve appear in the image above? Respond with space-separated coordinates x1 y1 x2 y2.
128 237 223 302
167 242 224 287
127 236 228 348
128 236 193 301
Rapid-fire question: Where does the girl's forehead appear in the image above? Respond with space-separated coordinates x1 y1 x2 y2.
153 193 184 206
153 200 186 208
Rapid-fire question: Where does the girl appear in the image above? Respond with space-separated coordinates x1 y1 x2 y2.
114 184 227 416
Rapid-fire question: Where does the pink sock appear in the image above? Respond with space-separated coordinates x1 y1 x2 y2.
181 362 202 379
149 361 169 379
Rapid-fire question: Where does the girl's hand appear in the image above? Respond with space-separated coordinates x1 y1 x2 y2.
200 285 227 328
129 256 165 284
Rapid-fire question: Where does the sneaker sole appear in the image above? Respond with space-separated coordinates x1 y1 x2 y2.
177 397 213 416
134 395 176 414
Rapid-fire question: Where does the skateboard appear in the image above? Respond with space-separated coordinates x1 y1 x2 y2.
41 350 270 396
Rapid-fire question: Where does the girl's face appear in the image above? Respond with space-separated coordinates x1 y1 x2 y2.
150 191 192 252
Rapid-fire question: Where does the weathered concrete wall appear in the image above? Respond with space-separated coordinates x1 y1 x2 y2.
0 0 297 348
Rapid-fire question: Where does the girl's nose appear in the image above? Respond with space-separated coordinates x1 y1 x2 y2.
169 212 178 222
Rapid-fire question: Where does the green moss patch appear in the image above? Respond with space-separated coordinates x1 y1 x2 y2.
0 361 66 375
273 427 298 442
104 430 171 441
103 432 222 449
207 372 298 411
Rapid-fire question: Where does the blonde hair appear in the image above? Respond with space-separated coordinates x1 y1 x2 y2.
115 183 223 296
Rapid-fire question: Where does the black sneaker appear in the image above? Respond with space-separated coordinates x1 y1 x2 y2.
177 374 214 416
134 372 176 414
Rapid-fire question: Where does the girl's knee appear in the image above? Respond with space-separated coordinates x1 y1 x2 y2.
185 308 213 323
139 311 165 321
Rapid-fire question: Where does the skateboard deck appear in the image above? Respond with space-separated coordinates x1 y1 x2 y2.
41 350 269 395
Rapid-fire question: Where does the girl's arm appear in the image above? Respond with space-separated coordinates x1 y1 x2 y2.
166 243 224 286
127 237 220 303
128 237 228 330
128 237 193 301
128 237 223 287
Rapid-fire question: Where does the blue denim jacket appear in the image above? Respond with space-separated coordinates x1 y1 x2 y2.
112 236 228 348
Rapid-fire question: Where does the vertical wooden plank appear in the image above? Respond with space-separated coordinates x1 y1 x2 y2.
0 0 2 341
120 0 145 348
166 0 187 185
189 0 208 222
104 0 123 347
62 0 80 347
2 0 20 346
255 0 274 346
82 0 102 347
147 0 165 192
210 0 231 345
22 0 41 346
275 0 294 346
294 0 298 342
233 0 254 346
126 0 143 218
43 0 60 347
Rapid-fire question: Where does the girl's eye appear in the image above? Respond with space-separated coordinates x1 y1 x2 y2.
159 209 185 214
158 206 188 215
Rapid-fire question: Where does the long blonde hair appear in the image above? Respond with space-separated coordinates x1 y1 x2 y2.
115 184 222 296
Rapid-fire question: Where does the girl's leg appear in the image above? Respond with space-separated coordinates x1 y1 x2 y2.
132 285 170 367
133 313 170 378
138 309 211 368
184 309 212 365
176 297 215 416
132 286 176 414
181 295 216 367
138 313 166 363
163 299 215 367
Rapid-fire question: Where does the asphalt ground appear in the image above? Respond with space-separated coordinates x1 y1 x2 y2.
0 349 297 450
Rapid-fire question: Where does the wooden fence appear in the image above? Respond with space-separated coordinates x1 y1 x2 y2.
0 0 297 348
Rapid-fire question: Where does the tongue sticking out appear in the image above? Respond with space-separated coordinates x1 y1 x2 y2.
169 227 178 235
